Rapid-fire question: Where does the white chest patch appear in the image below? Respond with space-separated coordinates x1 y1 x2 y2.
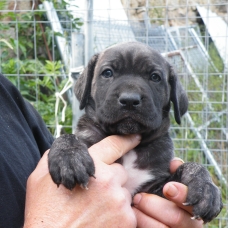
122 150 155 195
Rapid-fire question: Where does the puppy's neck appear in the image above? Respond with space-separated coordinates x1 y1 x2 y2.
140 116 170 145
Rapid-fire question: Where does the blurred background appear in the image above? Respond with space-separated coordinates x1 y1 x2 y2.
0 0 227 226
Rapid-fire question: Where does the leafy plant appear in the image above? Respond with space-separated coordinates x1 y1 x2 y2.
0 0 83 135
0 39 13 49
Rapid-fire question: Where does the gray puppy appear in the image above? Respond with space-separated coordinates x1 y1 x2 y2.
48 42 222 223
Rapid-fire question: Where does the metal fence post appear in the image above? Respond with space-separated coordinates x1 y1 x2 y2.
84 0 94 65
71 33 85 133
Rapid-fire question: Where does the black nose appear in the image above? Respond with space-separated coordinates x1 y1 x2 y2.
118 93 141 109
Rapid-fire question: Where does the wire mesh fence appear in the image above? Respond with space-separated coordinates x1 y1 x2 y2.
0 0 227 227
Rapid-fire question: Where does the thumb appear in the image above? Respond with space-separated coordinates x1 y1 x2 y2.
163 182 193 215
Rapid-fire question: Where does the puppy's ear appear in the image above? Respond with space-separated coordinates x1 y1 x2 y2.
74 54 99 110
169 66 188 124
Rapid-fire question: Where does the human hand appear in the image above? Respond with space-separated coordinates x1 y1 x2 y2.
24 134 141 228
133 158 204 228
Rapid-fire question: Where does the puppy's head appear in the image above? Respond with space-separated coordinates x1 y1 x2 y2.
75 42 188 135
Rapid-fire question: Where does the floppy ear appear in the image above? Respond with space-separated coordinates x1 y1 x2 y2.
74 54 99 110
169 66 188 124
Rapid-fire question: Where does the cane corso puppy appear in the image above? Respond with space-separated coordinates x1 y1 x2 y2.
48 42 222 223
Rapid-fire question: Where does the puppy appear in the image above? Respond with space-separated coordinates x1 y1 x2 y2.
48 41 222 223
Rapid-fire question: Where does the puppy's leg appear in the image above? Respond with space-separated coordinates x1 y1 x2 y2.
170 162 223 223
48 134 95 190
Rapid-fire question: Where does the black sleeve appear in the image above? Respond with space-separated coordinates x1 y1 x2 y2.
0 74 54 228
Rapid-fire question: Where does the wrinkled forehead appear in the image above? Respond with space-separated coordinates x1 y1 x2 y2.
96 43 169 73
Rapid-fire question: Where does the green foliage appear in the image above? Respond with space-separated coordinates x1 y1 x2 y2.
0 0 83 135
3 60 72 135
0 39 13 49
48 0 83 30
208 43 224 72
0 0 6 10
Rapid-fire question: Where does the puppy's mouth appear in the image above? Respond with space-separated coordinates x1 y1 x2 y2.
97 107 159 135
107 117 144 135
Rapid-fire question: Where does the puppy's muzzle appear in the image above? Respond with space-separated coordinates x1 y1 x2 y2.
118 92 142 110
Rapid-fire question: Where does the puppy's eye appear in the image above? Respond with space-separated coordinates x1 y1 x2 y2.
150 73 161 82
101 69 113 78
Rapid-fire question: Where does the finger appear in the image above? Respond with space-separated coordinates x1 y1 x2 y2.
170 157 184 173
133 193 203 228
163 182 193 215
133 207 169 228
89 134 141 164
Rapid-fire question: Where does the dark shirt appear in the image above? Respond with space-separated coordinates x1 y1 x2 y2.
0 74 54 228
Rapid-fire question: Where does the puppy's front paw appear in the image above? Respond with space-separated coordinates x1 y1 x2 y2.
48 134 95 190
176 163 223 223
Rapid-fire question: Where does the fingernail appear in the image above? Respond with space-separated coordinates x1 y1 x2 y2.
135 134 141 141
133 193 142 206
165 183 178 198
172 157 185 164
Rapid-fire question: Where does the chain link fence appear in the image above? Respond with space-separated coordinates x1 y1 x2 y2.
0 0 227 227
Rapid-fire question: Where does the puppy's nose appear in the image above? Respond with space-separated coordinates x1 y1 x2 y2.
118 93 141 109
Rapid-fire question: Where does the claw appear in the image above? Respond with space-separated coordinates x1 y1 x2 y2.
183 202 191 206
80 184 89 190
191 215 201 220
